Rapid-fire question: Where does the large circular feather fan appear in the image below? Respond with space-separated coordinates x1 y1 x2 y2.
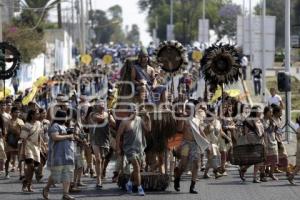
154 40 188 73
201 43 241 85
0 42 21 80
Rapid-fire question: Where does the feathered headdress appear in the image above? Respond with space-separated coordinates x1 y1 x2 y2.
0 42 21 80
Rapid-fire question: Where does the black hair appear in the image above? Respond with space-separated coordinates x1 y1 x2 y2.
26 109 37 122
249 106 261 118
272 105 281 115
14 99 22 103
11 107 19 113
53 110 67 125
263 106 272 115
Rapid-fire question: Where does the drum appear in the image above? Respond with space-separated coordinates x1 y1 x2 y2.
118 172 170 191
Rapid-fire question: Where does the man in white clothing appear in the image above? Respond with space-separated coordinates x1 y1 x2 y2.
267 88 284 109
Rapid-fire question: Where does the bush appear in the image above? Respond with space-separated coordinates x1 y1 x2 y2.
275 51 284 62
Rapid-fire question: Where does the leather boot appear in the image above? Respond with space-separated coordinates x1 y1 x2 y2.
189 181 198 194
174 167 181 192
174 177 180 192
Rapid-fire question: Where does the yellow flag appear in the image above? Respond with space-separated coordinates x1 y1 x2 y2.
103 55 113 65
33 76 48 88
192 50 203 62
81 54 92 65
22 86 38 105
0 88 12 100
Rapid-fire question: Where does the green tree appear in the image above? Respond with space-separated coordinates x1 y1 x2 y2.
108 5 125 43
2 0 68 63
90 10 114 44
139 0 232 43
89 6 127 44
126 24 140 44
218 3 241 41
3 24 46 63
108 5 123 21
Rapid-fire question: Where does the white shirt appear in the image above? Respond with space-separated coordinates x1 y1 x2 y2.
241 56 248 67
267 94 282 106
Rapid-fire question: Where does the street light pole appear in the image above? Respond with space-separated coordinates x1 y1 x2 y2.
285 0 291 142
79 0 86 54
202 0 205 20
249 0 253 79
261 0 266 103
0 0 3 42
202 0 205 44
170 0 173 25
242 0 245 62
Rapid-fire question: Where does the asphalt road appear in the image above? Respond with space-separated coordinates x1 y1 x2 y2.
1 165 300 200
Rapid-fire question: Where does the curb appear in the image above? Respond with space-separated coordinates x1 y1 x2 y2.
241 79 253 106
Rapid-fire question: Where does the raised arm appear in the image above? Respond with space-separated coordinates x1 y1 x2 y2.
51 131 73 142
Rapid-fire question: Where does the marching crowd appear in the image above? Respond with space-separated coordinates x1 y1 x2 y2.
0 49 300 200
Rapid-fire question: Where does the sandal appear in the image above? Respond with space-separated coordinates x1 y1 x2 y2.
288 174 296 185
42 188 49 200
253 178 261 183
22 181 28 192
62 194 75 200
27 185 34 192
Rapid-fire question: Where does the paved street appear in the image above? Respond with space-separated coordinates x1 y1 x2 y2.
1 165 300 200
1 135 300 200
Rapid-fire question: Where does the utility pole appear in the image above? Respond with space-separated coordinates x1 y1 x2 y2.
170 0 173 25
0 0 3 42
285 0 291 142
249 0 253 80
202 0 205 45
57 0 62 28
0 0 3 91
261 0 266 103
79 0 86 54
85 0 89 49
71 0 75 40
202 0 205 20
242 0 245 55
